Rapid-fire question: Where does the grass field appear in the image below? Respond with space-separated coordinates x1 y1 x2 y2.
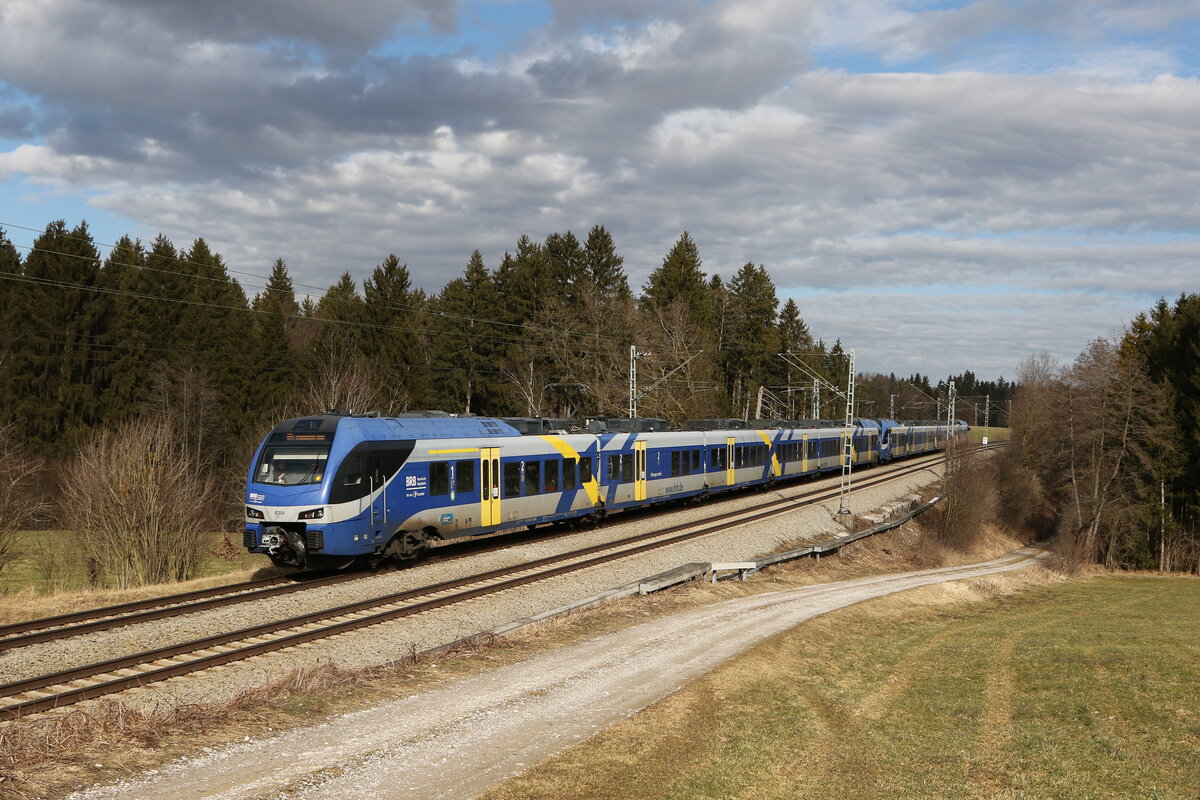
0 529 261 596
970 425 1010 444
481 574 1200 800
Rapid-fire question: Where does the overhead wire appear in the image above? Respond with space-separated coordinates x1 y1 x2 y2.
0 218 798 353
0 220 629 345
0 269 634 360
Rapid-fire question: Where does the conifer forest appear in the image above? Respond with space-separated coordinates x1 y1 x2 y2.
0 219 1196 577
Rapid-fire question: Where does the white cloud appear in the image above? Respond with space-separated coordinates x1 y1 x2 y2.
1 0 1199 379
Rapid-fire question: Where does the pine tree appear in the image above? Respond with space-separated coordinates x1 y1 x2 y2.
544 230 585 307
8 221 104 452
361 254 430 412
583 225 630 302
642 232 709 325
432 250 499 413
725 263 781 414
94 235 149 423
251 258 302 413
175 238 255 451
312 271 366 359
0 227 23 421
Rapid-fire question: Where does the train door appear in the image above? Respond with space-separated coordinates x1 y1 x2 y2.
726 437 735 486
480 447 500 527
802 434 809 473
634 440 648 501
368 453 385 528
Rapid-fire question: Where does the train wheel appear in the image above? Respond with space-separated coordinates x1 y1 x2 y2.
385 530 431 562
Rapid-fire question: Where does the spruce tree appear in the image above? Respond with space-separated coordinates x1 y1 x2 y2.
544 230 585 307
177 238 255 450
432 250 499 413
0 228 22 422
726 263 781 414
362 254 430 411
8 221 103 452
251 258 301 412
94 235 149 423
641 232 709 324
583 225 630 302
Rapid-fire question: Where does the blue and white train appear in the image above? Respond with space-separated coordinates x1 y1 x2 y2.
244 413 967 568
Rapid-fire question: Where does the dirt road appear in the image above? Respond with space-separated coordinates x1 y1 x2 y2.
68 547 1046 800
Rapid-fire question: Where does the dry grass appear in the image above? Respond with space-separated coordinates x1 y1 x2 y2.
0 562 280 627
2 485 1045 799
0 662 376 799
480 572 1200 800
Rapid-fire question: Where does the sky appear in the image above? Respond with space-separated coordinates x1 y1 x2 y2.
2 0 1199 381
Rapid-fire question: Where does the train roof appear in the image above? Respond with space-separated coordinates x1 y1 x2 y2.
270 413 520 441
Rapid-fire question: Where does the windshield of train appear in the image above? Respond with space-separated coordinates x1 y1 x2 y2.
254 446 330 486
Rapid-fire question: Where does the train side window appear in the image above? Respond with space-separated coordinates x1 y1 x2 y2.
525 461 540 495
564 458 577 491
341 456 363 486
580 457 593 484
608 454 620 483
621 453 633 483
671 451 680 477
693 450 701 471
503 462 521 498
455 460 474 493
430 462 449 495
545 459 559 493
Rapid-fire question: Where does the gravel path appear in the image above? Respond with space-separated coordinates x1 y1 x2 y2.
3 463 942 709
65 545 1045 800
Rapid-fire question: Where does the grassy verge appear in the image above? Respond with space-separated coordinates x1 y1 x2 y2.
479 573 1200 800
0 530 261 594
0 530 270 626
0 520 1033 798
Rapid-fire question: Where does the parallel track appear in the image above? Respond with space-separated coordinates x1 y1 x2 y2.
0 451 960 720
0 448 961 649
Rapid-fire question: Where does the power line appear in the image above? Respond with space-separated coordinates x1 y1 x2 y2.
0 270 632 359
0 219 626 345
1 219 795 353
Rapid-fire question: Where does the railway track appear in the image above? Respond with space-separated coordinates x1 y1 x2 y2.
0 448 960 650
0 450 962 720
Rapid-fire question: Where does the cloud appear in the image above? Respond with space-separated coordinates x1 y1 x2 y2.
0 104 33 139
790 288 1143 380
93 0 459 50
0 0 1198 379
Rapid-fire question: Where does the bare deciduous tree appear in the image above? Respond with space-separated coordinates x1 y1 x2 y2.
296 345 400 417
61 415 220 588
0 422 48 574
936 441 997 550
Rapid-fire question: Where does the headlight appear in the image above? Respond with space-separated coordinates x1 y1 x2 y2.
299 507 325 520
246 506 265 519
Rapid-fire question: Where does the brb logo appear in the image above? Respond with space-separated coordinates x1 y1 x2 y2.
405 475 420 488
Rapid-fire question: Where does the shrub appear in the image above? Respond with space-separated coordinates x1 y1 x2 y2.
937 442 997 550
61 416 219 588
